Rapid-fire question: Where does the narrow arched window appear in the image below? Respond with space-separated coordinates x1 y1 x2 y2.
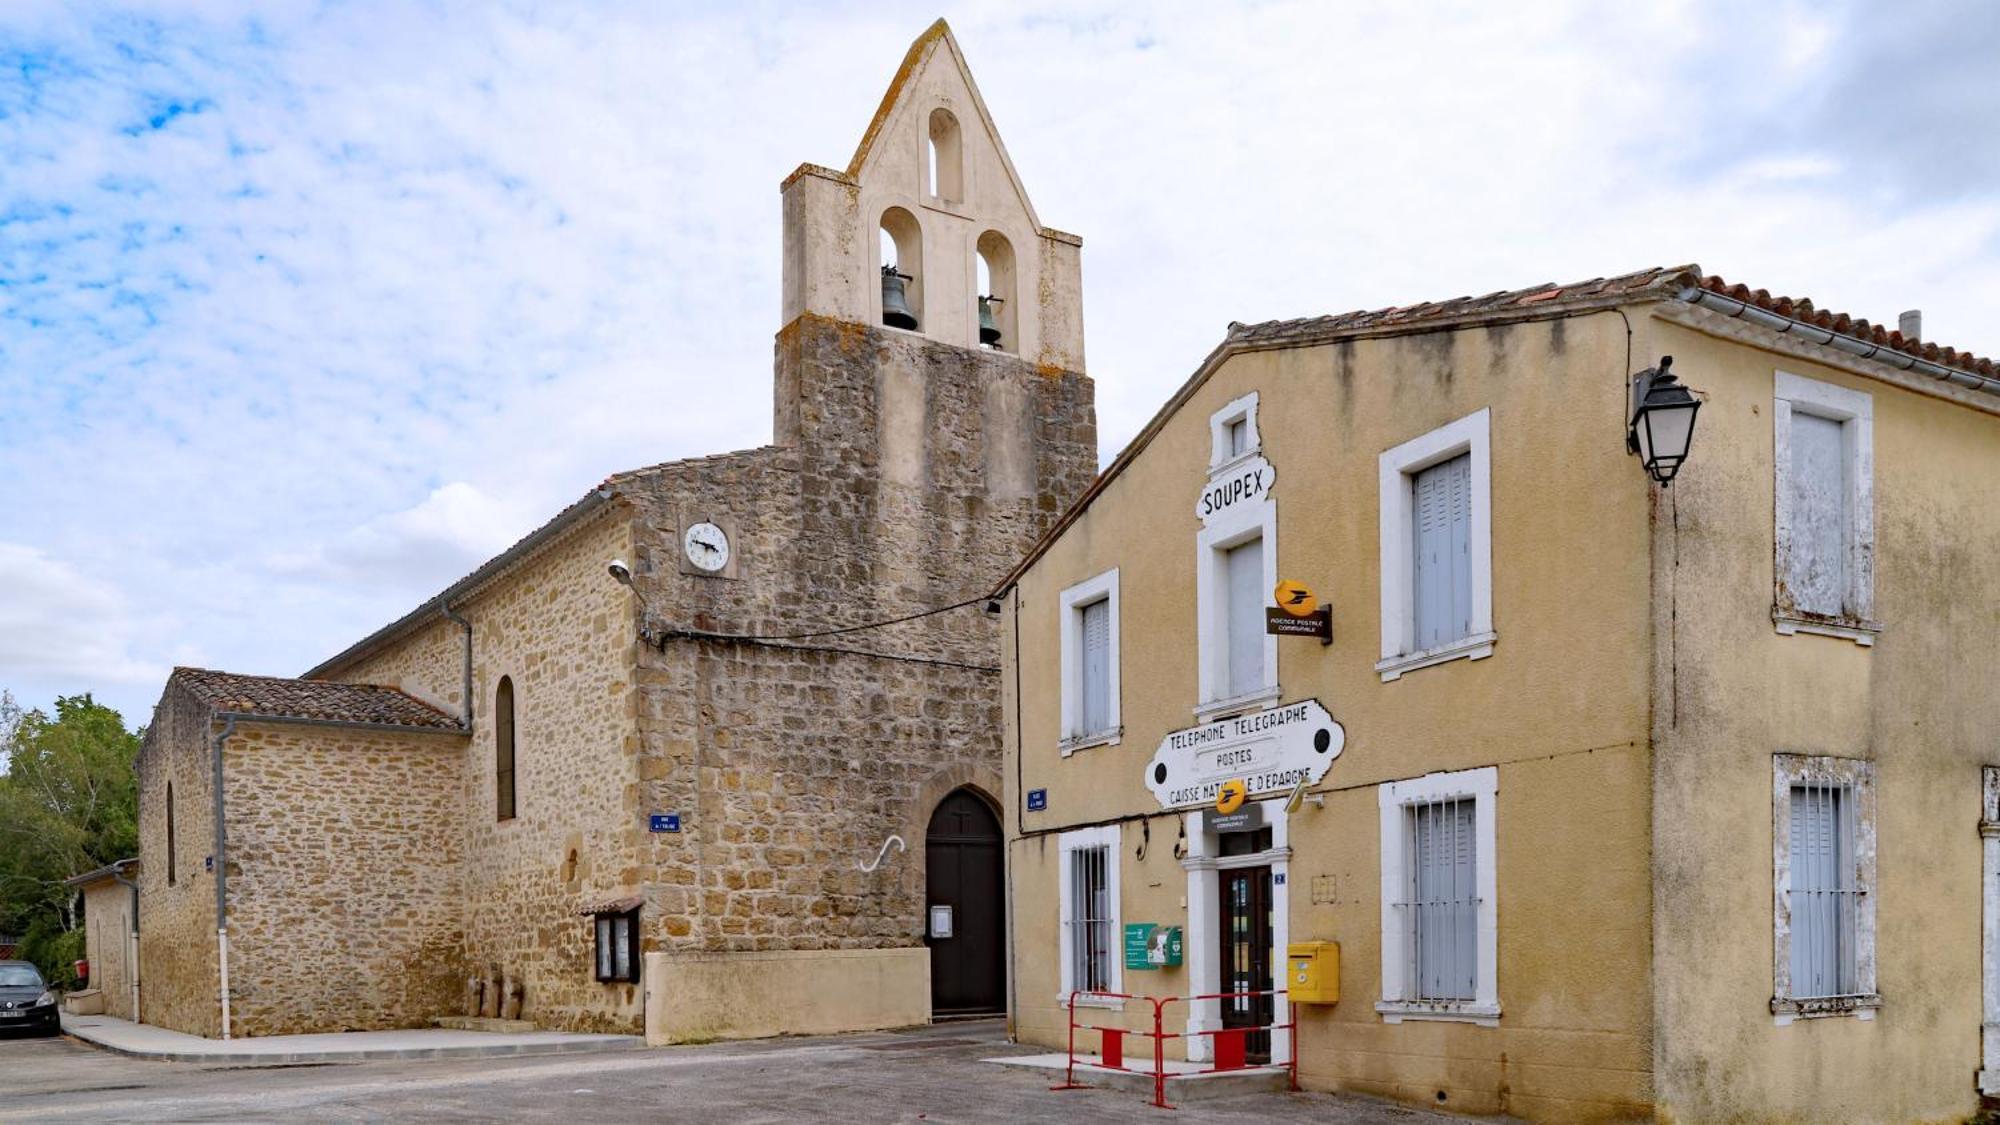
495 676 517 821
165 781 177 886
879 207 924 332
976 231 1017 352
927 108 963 202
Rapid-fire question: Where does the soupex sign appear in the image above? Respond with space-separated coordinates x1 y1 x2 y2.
1144 699 1344 810
1195 456 1275 523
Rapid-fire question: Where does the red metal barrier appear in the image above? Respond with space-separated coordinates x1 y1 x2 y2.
1051 988 1296 1110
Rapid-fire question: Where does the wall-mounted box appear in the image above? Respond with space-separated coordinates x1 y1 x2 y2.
1287 940 1340 1003
1124 923 1184 970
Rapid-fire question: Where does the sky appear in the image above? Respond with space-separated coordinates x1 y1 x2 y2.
3 0 1997 728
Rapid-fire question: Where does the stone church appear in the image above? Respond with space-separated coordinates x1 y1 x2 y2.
118 20 1096 1040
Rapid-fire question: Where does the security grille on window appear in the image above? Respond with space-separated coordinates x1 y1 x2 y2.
1771 753 1877 1022
1789 781 1860 999
1399 797 1478 1002
1412 454 1473 651
1068 846 1113 993
1224 537 1266 698
594 908 640 983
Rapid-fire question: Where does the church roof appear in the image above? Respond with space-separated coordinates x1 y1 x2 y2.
172 667 463 730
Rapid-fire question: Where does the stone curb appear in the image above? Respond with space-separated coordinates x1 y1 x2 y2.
61 1024 646 1066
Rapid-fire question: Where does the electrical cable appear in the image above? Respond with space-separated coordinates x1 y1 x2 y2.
700 593 990 642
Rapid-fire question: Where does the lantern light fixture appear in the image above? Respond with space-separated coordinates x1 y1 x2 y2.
1627 355 1702 485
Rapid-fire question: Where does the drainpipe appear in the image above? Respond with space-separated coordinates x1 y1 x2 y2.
109 858 141 1024
443 601 474 729
211 713 238 1040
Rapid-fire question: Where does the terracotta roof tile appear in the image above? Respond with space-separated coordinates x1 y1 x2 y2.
172 668 463 730
1226 265 1996 383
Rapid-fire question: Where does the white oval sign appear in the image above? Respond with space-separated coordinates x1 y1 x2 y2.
1195 456 1275 524
1144 698 1344 810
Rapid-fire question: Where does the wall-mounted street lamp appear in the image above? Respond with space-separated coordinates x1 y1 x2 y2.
1627 355 1702 485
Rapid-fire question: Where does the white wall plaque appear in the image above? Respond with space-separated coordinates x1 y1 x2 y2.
1195 455 1276 525
1143 698 1344 809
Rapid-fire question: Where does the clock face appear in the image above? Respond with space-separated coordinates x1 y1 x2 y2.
682 522 731 573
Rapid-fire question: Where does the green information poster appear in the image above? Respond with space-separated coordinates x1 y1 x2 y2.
1124 923 1157 970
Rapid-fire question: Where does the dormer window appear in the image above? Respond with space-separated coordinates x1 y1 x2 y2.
927 108 963 203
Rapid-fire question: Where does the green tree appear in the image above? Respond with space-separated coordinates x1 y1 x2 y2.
0 693 141 985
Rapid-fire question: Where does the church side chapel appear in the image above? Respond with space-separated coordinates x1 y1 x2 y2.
120 20 1097 1040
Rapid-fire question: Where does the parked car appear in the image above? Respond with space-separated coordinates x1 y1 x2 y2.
0 961 59 1036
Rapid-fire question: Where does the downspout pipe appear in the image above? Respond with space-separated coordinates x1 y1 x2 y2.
109 858 141 1024
1677 286 2000 396
443 600 474 730
211 712 237 1040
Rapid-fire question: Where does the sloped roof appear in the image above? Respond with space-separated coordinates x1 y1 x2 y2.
993 262 1998 595
172 667 462 730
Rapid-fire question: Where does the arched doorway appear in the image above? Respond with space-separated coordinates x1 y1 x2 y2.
926 787 1004 1014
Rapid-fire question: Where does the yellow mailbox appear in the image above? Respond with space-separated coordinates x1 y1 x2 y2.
1287 941 1340 1004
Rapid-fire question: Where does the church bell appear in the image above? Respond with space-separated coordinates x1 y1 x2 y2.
881 266 918 330
978 295 1004 347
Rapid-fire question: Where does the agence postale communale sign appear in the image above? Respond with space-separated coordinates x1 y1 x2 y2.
1143 698 1344 810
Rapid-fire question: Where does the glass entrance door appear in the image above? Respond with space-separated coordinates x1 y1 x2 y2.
1219 864 1274 1063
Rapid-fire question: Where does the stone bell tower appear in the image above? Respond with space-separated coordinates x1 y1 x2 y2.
772 18 1096 609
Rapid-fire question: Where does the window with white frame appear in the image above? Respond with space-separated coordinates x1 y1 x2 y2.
1378 409 1494 681
1772 754 1877 1022
1058 825 1121 1004
1058 570 1121 752
1208 392 1260 470
1377 767 1498 1024
1773 372 1876 644
1196 519 1278 716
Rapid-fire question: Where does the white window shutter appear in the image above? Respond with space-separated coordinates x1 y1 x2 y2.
1225 538 1266 697
1789 783 1854 998
1413 454 1473 650
1410 799 1477 1001
1080 599 1110 734
1789 413 1847 616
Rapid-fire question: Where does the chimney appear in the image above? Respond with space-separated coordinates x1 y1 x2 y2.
1899 309 1922 341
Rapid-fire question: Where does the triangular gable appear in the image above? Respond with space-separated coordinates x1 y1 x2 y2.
845 19 1044 231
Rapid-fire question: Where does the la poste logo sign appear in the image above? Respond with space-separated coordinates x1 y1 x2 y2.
1143 698 1344 810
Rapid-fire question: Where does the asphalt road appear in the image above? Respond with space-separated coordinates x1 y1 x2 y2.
0 1020 1454 1123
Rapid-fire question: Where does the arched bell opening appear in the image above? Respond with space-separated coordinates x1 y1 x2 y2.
925 786 1004 1014
927 108 963 204
879 207 924 332
975 231 1017 352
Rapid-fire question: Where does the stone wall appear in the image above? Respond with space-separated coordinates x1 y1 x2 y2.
221 721 467 1036
134 680 222 1036
625 315 1093 967
80 879 135 1021
333 508 644 1032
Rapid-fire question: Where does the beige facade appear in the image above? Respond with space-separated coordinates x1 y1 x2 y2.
69 867 137 1021
999 270 2000 1121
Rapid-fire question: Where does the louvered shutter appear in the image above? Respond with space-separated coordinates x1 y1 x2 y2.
1411 799 1477 1001
1225 538 1266 697
1789 784 1852 998
1413 454 1472 650
1080 599 1111 734
1789 413 1847 616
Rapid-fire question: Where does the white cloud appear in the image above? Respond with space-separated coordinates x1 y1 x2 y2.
0 1 1995 721
0 543 165 691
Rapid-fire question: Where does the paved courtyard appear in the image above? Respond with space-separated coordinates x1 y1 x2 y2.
0 1019 1460 1123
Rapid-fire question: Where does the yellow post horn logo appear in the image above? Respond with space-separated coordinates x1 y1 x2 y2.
1274 579 1316 619
1217 779 1248 815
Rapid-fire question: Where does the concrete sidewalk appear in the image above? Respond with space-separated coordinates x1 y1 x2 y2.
59 1013 643 1065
